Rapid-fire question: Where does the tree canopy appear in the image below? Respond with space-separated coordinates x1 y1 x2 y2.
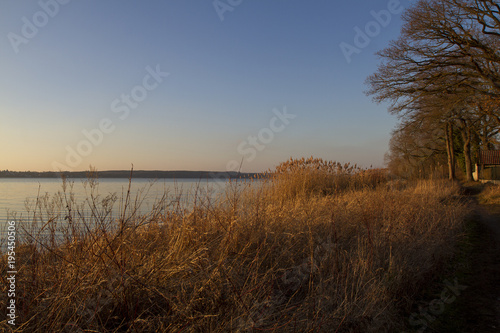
367 0 500 180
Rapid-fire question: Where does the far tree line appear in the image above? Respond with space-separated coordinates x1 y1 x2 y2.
366 0 500 181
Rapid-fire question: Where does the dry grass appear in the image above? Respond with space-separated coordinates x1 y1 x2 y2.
0 159 470 332
477 182 500 205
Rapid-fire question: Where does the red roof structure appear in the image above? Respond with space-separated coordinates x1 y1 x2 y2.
478 150 500 165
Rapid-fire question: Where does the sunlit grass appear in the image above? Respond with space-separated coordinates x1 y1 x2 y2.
477 182 500 205
0 158 469 332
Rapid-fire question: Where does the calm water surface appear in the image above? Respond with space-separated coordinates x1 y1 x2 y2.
0 178 232 238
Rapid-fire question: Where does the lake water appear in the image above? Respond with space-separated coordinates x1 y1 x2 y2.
0 178 233 241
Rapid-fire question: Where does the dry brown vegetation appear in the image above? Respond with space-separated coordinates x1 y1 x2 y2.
1 158 470 332
477 182 500 205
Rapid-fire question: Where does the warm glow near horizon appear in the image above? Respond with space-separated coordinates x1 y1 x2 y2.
0 1 405 173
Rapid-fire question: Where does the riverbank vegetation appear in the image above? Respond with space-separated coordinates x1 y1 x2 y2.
0 158 470 332
477 182 500 205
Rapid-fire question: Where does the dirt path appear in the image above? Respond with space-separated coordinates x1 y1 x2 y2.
456 204 500 332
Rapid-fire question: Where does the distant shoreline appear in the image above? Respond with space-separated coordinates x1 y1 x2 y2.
0 170 263 179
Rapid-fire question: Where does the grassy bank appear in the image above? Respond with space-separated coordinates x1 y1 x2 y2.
1 158 470 332
477 182 500 206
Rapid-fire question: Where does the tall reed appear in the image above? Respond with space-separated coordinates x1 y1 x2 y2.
0 160 469 332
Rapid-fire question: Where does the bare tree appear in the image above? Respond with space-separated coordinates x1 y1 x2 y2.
366 0 500 180
397 0 500 96
386 112 448 179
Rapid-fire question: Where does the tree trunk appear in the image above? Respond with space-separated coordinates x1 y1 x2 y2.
445 122 456 180
481 126 488 149
460 121 474 182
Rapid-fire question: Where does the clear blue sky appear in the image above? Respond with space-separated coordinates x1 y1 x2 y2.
0 0 407 172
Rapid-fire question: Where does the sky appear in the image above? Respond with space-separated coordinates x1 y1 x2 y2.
0 0 408 173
